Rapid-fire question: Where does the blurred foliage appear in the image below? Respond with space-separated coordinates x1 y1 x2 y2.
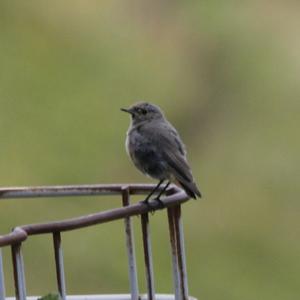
38 294 60 300
0 1 299 300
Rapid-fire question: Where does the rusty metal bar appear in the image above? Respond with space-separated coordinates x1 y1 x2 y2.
122 187 139 300
141 213 155 300
11 243 26 300
167 205 189 300
167 208 180 300
0 249 5 300
53 232 67 300
0 184 167 200
5 295 198 300
0 228 27 248
173 205 189 300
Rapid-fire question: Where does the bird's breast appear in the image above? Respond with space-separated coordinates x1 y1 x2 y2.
125 131 130 157
126 127 142 158
125 127 169 180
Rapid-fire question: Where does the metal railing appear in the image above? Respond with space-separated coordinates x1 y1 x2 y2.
0 184 196 300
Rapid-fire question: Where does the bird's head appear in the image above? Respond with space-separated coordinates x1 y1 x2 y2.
121 102 165 125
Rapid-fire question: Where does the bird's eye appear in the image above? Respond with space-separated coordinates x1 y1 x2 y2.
138 108 147 115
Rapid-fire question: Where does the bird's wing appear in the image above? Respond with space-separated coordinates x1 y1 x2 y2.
144 122 193 183
141 121 201 198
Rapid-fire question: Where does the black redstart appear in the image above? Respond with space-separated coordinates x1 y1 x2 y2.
121 102 201 202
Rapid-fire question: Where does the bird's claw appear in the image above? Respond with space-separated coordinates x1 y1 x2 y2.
153 197 165 209
141 197 165 215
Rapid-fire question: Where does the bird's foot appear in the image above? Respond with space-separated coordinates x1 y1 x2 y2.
153 197 165 209
141 198 155 214
141 198 151 206
141 197 165 215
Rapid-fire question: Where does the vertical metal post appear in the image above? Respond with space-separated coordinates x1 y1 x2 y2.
11 243 27 300
168 205 189 300
122 187 139 300
173 205 189 300
53 232 67 300
0 249 6 300
168 208 180 300
141 213 155 300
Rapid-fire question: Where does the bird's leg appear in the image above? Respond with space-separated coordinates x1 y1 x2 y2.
153 181 171 208
142 179 164 204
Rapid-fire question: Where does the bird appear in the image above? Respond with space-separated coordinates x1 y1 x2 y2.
121 102 201 203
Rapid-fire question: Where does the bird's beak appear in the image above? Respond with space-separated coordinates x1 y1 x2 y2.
121 107 133 115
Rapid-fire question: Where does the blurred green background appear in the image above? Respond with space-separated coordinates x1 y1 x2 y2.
0 1 299 300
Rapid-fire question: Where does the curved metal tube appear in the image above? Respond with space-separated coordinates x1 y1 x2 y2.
0 184 189 247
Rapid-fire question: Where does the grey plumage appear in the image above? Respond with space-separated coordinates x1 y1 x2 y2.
121 102 201 200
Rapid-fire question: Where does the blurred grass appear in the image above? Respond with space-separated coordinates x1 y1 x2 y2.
0 1 300 300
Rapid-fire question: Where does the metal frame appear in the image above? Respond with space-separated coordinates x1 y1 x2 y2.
0 250 6 300
0 184 195 300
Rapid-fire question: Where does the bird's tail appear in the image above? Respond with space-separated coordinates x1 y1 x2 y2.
178 180 202 199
